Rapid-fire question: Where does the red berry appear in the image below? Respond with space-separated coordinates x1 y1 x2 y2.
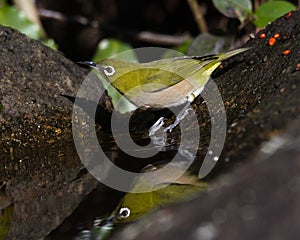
282 50 291 55
259 33 266 39
273 33 280 39
284 12 292 19
268 37 276 46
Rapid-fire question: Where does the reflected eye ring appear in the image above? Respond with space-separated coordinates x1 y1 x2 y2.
103 65 115 76
119 207 131 218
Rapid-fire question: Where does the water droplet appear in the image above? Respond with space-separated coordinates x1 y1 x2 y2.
194 222 218 240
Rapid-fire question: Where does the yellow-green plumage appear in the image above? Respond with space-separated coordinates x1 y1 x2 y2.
95 48 248 109
112 164 206 224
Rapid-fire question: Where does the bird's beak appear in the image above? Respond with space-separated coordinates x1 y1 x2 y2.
77 61 99 70
77 61 108 81
106 214 115 224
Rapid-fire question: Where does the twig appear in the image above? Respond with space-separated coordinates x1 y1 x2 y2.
13 0 46 37
38 9 191 46
38 9 98 27
135 31 190 45
186 0 208 33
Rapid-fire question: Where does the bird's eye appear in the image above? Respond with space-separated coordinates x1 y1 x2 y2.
103 65 115 76
119 207 131 218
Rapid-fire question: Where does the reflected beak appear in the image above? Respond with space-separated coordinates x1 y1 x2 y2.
96 214 115 227
106 214 115 225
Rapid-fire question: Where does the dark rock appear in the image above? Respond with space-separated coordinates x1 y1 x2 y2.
109 119 300 240
0 8 299 240
0 25 103 239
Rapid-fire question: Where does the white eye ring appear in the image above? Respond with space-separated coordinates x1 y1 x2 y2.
103 65 115 76
119 207 131 218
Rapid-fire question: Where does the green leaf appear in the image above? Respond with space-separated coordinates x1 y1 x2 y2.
0 4 57 48
42 38 57 49
187 32 231 56
212 0 252 23
92 38 135 62
0 5 40 39
173 40 191 55
254 1 296 27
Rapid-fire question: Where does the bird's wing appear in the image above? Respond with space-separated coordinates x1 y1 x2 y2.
140 55 219 93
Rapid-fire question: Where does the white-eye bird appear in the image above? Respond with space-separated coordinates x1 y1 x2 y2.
111 163 207 224
82 48 248 110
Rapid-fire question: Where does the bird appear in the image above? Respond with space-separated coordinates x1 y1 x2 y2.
111 163 207 224
80 47 248 110
80 47 248 132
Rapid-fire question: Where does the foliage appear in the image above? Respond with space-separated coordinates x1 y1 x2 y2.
253 1 296 27
212 0 252 23
0 1 56 48
212 0 296 27
92 38 135 62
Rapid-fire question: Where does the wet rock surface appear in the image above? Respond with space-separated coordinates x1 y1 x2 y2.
0 9 299 240
109 119 300 240
0 25 100 239
108 9 300 240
